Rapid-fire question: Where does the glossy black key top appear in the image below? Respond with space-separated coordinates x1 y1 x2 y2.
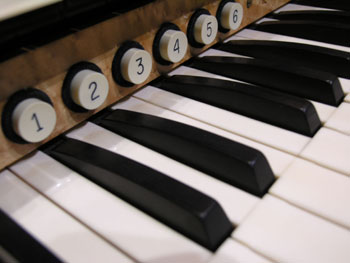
217 40 350 79
270 10 350 25
44 137 232 251
293 0 350 12
251 20 350 47
0 209 61 263
157 75 321 136
189 56 344 106
94 109 275 197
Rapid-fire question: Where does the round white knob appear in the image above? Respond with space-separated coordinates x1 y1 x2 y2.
70 69 109 110
194 14 218 45
159 29 188 63
220 2 244 30
121 48 152 84
12 98 56 143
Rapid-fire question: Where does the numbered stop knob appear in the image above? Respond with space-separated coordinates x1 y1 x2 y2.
219 1 244 31
2 88 56 144
70 69 109 110
188 9 218 47
159 29 188 63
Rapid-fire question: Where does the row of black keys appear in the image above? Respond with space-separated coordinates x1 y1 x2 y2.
2 35 350 260
0 0 154 61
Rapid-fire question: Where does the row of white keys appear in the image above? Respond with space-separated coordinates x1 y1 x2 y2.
133 85 310 156
0 169 133 263
112 97 350 232
233 195 350 263
9 151 211 263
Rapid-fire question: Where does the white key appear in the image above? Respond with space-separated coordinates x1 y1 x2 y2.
133 86 310 155
0 0 61 21
300 127 350 176
233 195 350 263
10 152 211 263
70 69 109 110
310 100 336 123
274 3 334 12
208 239 271 263
115 96 295 177
67 121 259 225
325 103 350 135
345 94 350 103
159 29 188 63
12 98 56 143
0 170 133 263
270 158 350 229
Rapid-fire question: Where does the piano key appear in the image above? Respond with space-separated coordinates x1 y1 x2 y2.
0 0 61 21
208 239 271 263
270 10 350 25
112 96 295 178
270 158 350 229
189 55 344 106
44 136 233 251
325 103 350 135
300 128 350 175
169 65 335 124
251 20 350 47
133 86 310 155
293 0 350 12
275 3 334 12
217 40 350 79
0 208 60 262
0 170 133 263
233 195 350 263
67 121 260 226
94 109 275 197
157 75 321 136
345 94 350 103
10 151 211 263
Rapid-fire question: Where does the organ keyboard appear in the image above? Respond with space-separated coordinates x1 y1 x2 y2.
1 0 350 262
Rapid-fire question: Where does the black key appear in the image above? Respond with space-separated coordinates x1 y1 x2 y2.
43 137 232 251
293 0 350 12
217 40 350 79
0 209 61 263
157 75 321 136
251 20 350 47
93 109 275 197
189 56 344 106
270 10 350 25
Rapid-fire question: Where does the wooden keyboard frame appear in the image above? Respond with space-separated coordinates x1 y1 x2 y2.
0 0 291 170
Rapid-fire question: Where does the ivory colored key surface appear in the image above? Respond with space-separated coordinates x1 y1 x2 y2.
345 94 350 102
270 158 350 228
274 3 332 12
0 0 61 21
133 86 310 155
233 195 350 263
159 29 188 63
114 96 295 177
70 69 109 110
219 2 243 31
301 128 350 175
10 152 211 263
208 239 271 263
0 170 133 263
121 48 152 85
193 14 218 45
12 98 56 143
325 103 350 135
67 121 259 225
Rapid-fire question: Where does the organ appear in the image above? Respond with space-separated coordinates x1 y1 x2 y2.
0 0 349 262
